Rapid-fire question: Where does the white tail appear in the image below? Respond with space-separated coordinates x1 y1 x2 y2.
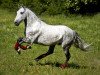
74 32 92 51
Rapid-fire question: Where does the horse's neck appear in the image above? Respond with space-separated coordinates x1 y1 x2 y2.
26 9 40 27
26 9 48 30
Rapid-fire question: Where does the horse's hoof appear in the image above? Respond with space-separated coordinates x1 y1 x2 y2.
27 45 31 49
60 63 68 69
17 48 21 55
17 50 21 55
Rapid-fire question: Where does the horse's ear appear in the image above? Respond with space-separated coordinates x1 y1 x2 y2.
18 4 25 9
23 6 26 9
18 4 21 8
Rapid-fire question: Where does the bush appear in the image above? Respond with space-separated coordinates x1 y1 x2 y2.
0 0 99 15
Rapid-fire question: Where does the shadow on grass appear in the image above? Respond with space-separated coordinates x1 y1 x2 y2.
32 62 88 69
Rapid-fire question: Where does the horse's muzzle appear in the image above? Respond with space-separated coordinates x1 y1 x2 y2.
14 21 19 26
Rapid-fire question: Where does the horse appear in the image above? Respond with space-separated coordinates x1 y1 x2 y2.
14 6 91 68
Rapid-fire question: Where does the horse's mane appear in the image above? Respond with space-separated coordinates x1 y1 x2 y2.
26 8 40 21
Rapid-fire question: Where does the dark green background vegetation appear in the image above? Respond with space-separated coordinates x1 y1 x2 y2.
0 0 100 15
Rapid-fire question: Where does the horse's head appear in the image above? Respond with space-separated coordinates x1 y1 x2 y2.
14 6 27 26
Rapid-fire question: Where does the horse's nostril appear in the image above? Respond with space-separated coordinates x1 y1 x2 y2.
14 21 17 24
14 21 19 26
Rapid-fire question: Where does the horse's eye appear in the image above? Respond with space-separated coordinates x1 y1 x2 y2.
20 12 24 14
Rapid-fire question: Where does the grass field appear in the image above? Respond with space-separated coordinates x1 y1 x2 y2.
0 9 100 75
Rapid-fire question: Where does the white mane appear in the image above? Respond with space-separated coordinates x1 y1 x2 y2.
25 8 47 27
26 8 39 21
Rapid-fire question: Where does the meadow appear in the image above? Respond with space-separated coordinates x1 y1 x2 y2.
0 9 100 75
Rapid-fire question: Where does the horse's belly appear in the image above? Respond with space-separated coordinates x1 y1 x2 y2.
37 34 62 45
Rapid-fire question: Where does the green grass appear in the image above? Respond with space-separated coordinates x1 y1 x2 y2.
0 9 100 75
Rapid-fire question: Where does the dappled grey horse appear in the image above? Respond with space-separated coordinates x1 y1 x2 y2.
14 6 91 68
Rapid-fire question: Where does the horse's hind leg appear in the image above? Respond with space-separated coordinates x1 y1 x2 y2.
34 45 55 62
61 42 73 68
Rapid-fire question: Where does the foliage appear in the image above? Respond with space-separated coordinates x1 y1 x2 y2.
0 0 99 15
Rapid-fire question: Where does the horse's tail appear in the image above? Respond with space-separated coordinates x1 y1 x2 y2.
73 32 92 51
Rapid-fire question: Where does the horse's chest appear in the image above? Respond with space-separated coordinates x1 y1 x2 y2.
26 27 38 36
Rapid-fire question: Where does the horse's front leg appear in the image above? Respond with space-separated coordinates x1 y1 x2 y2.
14 37 32 54
20 37 32 49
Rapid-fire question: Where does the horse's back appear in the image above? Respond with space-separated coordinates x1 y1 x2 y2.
43 25 74 36
37 24 75 45
40 21 74 35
